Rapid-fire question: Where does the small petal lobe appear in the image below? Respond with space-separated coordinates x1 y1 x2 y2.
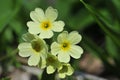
45 6 58 21
47 65 55 74
70 45 83 59
28 54 40 66
51 42 61 55
39 30 53 39
18 43 32 57
57 31 68 43
58 53 70 63
52 21 65 32
27 21 40 34
68 31 82 44
30 8 45 22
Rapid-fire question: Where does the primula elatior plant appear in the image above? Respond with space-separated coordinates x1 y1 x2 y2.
18 6 83 78
51 31 83 63
27 6 65 39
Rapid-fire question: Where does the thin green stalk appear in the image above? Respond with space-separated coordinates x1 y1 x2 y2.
41 69 56 80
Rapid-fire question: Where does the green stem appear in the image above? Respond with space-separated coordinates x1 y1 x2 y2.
41 69 56 80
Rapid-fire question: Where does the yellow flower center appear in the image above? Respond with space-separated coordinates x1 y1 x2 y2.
41 21 51 30
61 42 70 51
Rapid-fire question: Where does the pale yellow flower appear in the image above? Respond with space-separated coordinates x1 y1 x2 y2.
18 34 47 67
51 31 83 63
27 7 65 39
58 63 74 78
46 54 62 74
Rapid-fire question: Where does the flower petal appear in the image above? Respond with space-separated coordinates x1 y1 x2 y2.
35 8 46 21
69 45 83 59
22 33 36 42
18 43 32 57
39 30 53 39
66 64 74 75
58 53 70 63
51 42 61 55
28 54 40 66
47 65 56 74
30 8 45 22
58 73 66 78
39 55 46 69
52 21 65 32
68 31 82 44
57 31 68 43
45 6 58 21
27 21 40 34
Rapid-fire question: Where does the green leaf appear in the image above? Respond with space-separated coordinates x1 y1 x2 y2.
0 0 13 32
4 27 13 42
55 0 77 19
0 0 21 33
23 0 41 11
67 9 94 30
9 19 24 36
111 0 120 20
106 36 118 57
80 0 120 47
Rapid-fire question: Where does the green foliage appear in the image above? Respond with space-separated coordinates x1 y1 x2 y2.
1 77 11 80
80 0 120 76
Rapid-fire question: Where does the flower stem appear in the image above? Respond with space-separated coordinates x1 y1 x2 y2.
41 69 56 80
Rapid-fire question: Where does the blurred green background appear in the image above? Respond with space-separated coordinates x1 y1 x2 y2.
0 0 120 79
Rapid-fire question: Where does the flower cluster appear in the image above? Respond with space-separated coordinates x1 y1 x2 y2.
18 6 83 78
